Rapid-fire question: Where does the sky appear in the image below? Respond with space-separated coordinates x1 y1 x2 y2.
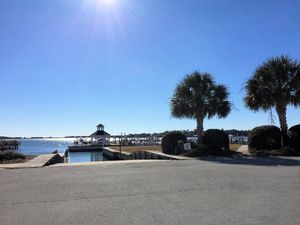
0 0 300 137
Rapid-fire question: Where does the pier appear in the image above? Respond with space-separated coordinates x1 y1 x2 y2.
0 140 20 150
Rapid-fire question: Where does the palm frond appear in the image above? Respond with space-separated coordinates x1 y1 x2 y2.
244 55 300 111
170 71 232 120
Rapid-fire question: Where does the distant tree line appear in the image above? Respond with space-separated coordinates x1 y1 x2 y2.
0 136 23 139
119 129 250 138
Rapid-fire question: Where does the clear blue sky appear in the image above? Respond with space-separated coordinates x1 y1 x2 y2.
0 0 299 137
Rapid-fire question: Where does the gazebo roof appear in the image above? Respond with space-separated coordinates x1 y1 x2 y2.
90 130 110 137
97 124 104 127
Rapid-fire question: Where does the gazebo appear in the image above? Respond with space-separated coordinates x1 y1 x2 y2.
90 124 111 146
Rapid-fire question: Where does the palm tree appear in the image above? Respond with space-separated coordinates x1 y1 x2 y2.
170 71 232 143
244 55 300 143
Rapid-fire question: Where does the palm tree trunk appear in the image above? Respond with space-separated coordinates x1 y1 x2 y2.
196 116 204 144
275 104 288 146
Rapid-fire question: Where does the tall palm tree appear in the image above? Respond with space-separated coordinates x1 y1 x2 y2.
244 55 300 142
170 71 232 143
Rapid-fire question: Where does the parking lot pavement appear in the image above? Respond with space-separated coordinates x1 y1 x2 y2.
0 158 299 225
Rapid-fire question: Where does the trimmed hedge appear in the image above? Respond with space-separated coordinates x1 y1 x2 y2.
161 131 187 155
248 125 282 151
287 124 300 150
202 129 229 150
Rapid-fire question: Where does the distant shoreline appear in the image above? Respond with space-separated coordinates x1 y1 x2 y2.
0 136 88 140
0 129 250 140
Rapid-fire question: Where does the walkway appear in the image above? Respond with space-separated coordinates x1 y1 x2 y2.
0 154 60 169
236 145 250 155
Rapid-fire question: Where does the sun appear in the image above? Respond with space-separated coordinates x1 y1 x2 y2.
103 0 115 5
85 0 117 11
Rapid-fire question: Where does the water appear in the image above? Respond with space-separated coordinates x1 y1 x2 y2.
68 151 105 163
17 138 105 162
18 138 75 155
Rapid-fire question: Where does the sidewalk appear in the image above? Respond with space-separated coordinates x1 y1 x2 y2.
236 145 250 155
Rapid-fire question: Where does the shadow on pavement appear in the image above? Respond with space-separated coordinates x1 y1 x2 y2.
197 156 300 166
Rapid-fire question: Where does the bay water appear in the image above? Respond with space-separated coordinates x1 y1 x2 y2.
17 138 104 162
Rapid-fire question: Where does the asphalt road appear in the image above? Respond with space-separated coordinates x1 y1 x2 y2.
0 157 300 225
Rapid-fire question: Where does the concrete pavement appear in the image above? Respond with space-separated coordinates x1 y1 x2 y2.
236 145 250 155
0 157 299 225
0 154 63 169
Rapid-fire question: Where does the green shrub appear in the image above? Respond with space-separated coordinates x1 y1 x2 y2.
190 142 198 149
249 146 300 156
202 129 229 150
287 124 300 150
185 144 209 157
279 146 300 156
185 144 233 157
0 151 26 162
248 125 282 151
161 131 187 155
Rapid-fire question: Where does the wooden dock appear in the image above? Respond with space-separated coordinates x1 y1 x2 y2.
0 140 20 150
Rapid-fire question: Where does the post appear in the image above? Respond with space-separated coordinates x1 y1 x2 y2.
119 133 122 154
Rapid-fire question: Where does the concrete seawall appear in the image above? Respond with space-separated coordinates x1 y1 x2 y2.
1 149 186 169
68 145 103 152
103 147 188 160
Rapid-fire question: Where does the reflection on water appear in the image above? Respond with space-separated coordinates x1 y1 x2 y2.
18 138 75 155
68 151 105 163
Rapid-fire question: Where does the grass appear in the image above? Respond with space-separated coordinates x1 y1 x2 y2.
110 145 162 153
0 151 34 164
111 144 243 155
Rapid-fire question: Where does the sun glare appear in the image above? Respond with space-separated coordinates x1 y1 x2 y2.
86 0 117 10
104 0 115 5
